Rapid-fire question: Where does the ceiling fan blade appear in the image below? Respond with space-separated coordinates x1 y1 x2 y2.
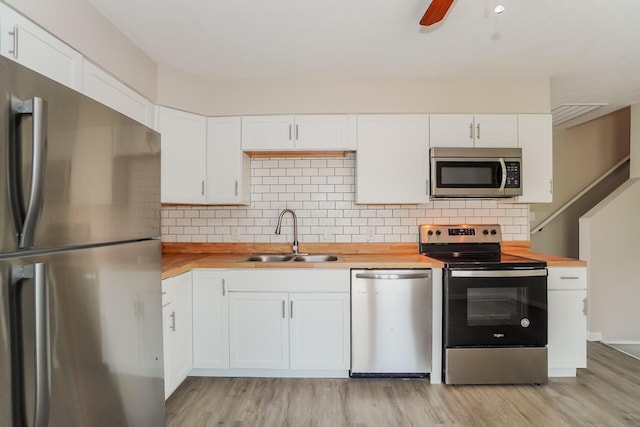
419 0 455 26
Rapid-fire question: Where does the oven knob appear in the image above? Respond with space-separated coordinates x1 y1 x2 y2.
521 318 530 328
435 230 441 236
427 230 433 236
490 229 497 235
482 229 489 235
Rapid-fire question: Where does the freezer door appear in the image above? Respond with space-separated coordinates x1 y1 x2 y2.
0 239 164 427
0 56 160 254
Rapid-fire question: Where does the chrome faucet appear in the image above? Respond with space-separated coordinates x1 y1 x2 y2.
275 209 299 254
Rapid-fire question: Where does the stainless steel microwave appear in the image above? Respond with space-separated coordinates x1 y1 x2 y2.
430 147 523 198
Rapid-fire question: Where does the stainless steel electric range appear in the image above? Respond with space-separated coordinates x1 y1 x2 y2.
419 224 548 385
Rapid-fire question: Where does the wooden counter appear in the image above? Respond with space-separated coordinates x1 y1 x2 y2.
162 242 586 279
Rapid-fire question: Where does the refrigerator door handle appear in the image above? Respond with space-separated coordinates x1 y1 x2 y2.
9 263 51 427
32 263 51 427
17 98 48 249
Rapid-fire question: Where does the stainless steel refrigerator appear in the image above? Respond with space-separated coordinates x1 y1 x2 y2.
0 56 165 426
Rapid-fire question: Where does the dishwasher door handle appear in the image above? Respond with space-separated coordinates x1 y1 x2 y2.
355 272 431 280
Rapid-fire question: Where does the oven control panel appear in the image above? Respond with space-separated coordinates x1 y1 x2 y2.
419 224 502 244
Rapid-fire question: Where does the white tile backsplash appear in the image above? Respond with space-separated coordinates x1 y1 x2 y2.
161 153 530 243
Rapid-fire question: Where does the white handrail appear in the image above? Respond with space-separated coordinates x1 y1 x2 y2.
531 155 630 234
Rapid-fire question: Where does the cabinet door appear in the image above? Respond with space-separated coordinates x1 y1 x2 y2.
207 117 250 205
429 114 474 148
0 4 83 90
229 292 289 369
157 107 207 204
162 272 193 398
241 115 294 150
289 293 350 370
192 271 229 369
516 114 553 203
473 114 518 147
548 289 587 370
82 60 154 127
294 115 356 150
161 300 173 399
356 114 430 204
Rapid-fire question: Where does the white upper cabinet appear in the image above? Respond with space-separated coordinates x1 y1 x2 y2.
157 106 207 204
516 114 553 203
207 117 250 205
356 114 430 204
82 60 154 127
241 115 356 151
0 3 83 90
430 114 518 148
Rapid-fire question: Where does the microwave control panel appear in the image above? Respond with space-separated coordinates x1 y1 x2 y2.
505 162 521 188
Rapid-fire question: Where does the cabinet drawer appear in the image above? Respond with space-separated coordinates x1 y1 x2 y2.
548 267 586 290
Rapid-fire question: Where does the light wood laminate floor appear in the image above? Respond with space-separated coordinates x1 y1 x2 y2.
166 342 640 426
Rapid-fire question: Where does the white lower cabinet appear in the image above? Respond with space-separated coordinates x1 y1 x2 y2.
193 268 351 377
229 292 289 369
289 292 350 370
162 272 193 399
547 267 587 377
192 270 229 369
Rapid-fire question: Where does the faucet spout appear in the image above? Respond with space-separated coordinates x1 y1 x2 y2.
275 209 299 254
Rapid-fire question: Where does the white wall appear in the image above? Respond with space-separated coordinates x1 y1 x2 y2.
4 0 158 101
161 154 529 243
579 178 640 342
531 108 630 257
157 62 551 116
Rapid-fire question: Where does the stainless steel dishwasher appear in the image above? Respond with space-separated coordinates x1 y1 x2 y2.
351 269 432 377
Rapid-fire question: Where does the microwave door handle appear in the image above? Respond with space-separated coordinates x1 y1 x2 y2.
499 158 507 191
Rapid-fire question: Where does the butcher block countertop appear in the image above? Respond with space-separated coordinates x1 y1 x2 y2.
162 242 586 280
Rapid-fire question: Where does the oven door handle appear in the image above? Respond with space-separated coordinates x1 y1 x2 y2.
451 269 547 278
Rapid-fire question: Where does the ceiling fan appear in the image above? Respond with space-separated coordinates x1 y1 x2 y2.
419 0 455 26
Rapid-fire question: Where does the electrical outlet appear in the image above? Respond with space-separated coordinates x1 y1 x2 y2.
366 227 376 242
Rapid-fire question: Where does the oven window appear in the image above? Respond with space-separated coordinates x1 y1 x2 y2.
466 287 527 327
437 161 501 188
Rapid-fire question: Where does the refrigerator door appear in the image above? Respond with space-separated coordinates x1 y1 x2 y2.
0 239 164 427
0 56 160 255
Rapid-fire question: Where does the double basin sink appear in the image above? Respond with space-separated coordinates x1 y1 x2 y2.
241 253 338 263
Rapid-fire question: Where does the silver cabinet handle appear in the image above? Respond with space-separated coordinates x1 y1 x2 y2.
222 279 226 296
282 300 286 318
549 179 553 195
469 122 473 140
170 311 176 331
201 180 205 196
355 272 431 280
582 298 588 315
426 179 429 195
290 300 294 318
9 25 18 58
288 124 292 140
476 123 481 139
295 124 299 140
560 276 580 280
235 180 238 196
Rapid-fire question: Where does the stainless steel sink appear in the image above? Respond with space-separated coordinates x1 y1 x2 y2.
240 253 338 263
292 254 339 262
241 254 294 262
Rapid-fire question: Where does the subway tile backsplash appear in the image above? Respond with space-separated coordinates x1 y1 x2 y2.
161 153 529 243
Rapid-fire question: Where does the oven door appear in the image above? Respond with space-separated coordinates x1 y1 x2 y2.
444 268 547 347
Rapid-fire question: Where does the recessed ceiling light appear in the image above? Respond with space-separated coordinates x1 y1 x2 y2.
494 5 505 14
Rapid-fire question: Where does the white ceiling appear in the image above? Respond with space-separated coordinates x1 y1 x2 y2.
89 0 640 126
